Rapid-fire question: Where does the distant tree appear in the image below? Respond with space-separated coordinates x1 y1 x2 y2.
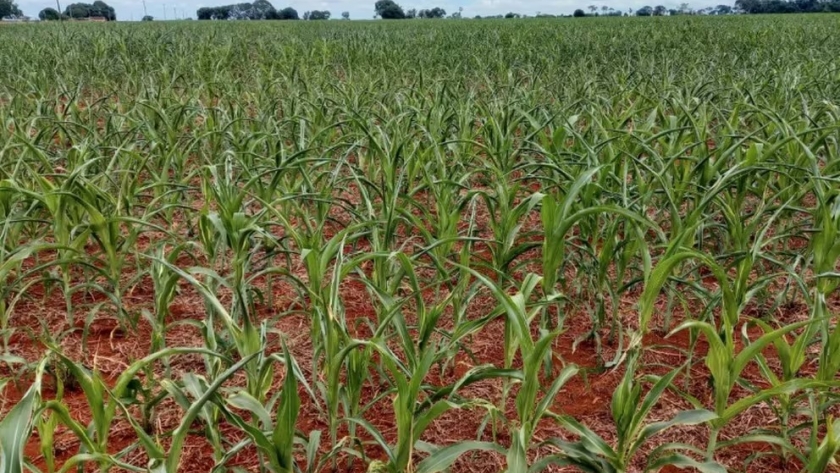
653 4 666 14
405 7 416 17
712 4 732 13
307 9 330 19
197 1 279 19
419 6 445 17
588 4 597 13
601 5 609 13
250 0 277 18
504 11 519 17
341 10 349 18
142 14 153 20
63 1 116 20
0 0 22 18
573 8 585 16
38 7 61 19
374 0 405 18
276 6 298 18
227 3 251 20
92 0 115 19
734 0 834 13
636 5 652 15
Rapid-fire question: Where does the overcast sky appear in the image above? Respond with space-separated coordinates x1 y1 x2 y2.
16 0 707 21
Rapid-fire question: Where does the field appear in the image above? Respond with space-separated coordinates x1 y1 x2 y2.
1 14 840 473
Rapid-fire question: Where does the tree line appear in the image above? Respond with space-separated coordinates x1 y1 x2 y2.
0 0 116 20
5 0 840 22
572 0 840 15
196 0 345 20
36 1 116 20
734 0 840 13
374 0 459 18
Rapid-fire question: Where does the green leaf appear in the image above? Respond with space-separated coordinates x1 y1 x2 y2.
634 409 717 455
807 418 840 473
505 430 529 473
647 453 726 473
556 415 617 461
415 441 505 473
0 384 38 473
273 341 300 472
228 391 272 429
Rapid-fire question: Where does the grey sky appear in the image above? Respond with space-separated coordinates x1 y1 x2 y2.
16 0 712 22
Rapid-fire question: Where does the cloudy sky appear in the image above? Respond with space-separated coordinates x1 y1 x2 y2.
16 0 702 21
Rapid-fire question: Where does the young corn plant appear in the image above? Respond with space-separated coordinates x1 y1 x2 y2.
643 251 830 459
744 307 820 464
216 342 338 473
474 180 542 284
151 351 261 473
0 244 48 352
414 271 580 473
336 334 512 473
546 356 721 473
540 167 657 363
42 346 234 472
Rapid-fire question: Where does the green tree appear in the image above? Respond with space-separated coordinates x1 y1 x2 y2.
276 6 298 18
38 7 61 19
374 0 405 18
0 0 23 18
250 0 276 18
418 6 445 17
304 9 329 18
63 1 116 20
141 14 153 20
573 8 586 16
341 10 349 18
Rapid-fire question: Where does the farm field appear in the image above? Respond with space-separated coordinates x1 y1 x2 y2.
1 14 840 473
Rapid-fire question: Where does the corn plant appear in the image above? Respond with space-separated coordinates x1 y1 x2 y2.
546 357 721 473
